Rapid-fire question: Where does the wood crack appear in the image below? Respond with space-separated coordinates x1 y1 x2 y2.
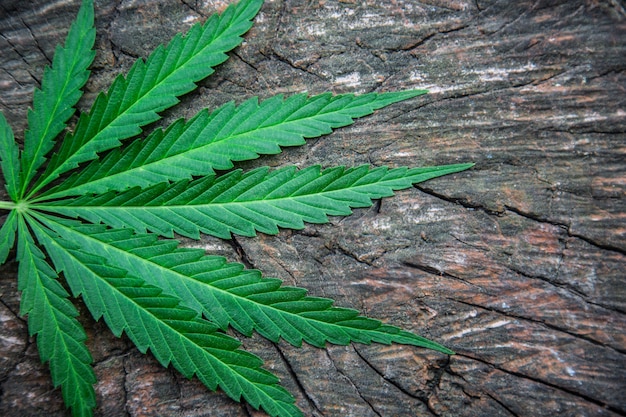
450 298 626 355
0 33 41 85
229 234 256 270
20 16 53 64
455 352 626 415
353 344 440 415
484 392 519 417
504 204 626 256
274 345 325 416
263 48 327 82
402 259 489 293
414 184 625 256
324 348 383 417
180 0 208 18
506 262 626 315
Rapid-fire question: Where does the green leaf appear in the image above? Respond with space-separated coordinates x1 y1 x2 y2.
40 163 474 239
4 0 474 414
35 214 454 354
20 0 96 197
29 216 302 417
29 0 264 198
16 216 96 417
37 90 427 200
0 210 18 265
0 112 21 200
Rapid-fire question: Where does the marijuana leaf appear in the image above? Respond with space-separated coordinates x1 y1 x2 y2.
29 214 301 417
27 0 262 198
39 164 472 239
0 0 473 416
16 215 97 417
0 112 21 202
36 91 428 201
19 0 95 198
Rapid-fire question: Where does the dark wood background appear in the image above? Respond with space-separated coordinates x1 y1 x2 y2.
1 0 625 416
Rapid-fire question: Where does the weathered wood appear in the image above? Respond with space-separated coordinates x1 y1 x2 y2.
1 0 625 416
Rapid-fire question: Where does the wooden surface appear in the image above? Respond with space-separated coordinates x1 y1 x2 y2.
1 0 625 416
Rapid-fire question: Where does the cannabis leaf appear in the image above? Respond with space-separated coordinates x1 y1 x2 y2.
0 0 473 416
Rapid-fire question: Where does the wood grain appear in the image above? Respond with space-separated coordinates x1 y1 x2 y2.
1 0 624 416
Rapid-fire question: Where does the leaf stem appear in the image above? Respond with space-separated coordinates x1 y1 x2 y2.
0 200 16 210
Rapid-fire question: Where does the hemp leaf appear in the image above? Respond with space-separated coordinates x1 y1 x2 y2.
0 0 473 416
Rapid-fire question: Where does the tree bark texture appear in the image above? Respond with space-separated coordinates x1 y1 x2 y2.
1 0 625 416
